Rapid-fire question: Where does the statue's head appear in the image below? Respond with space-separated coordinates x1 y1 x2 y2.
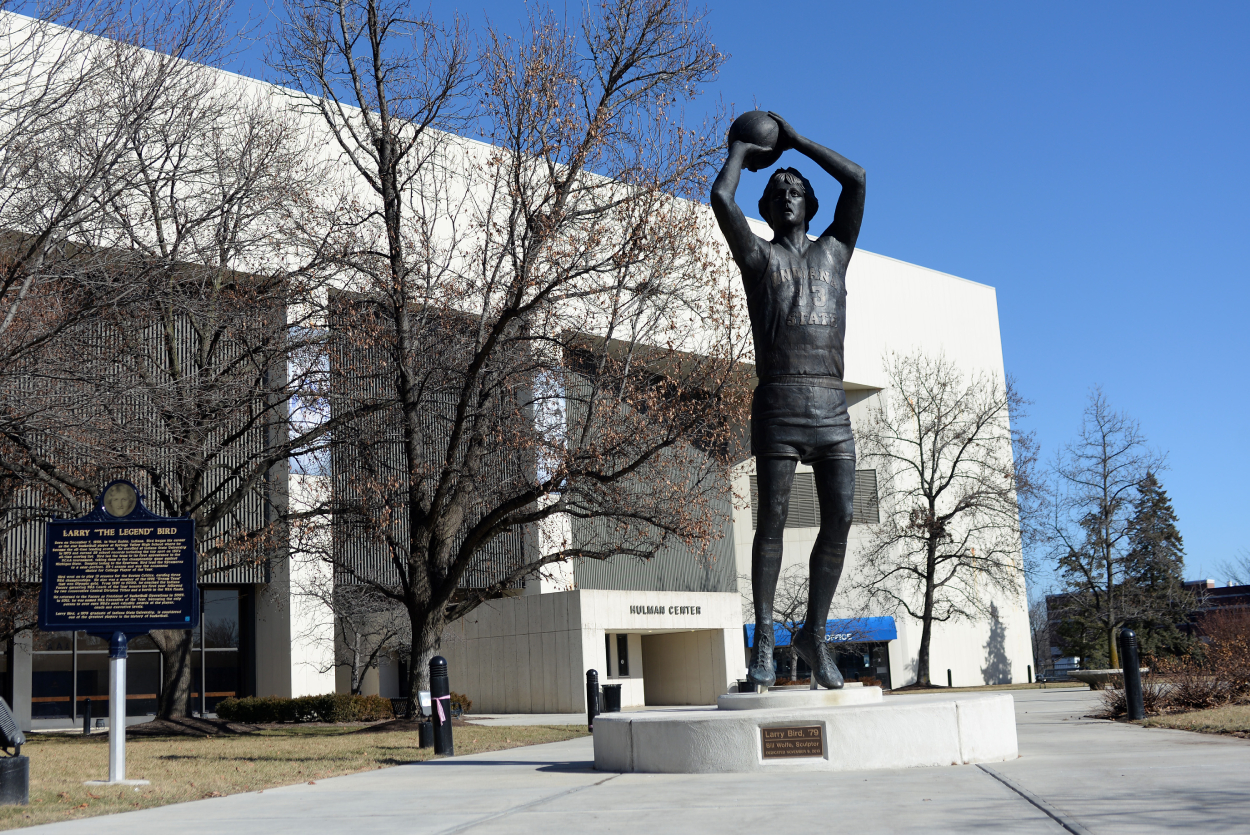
758 167 819 232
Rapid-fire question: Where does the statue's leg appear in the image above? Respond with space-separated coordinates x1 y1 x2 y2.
793 457 855 689
747 456 797 688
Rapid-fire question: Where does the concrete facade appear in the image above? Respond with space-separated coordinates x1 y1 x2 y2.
439 589 745 713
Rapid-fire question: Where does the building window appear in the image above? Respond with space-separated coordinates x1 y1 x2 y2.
616 633 629 677
750 470 880 528
195 589 243 715
852 470 880 524
775 642 892 689
29 587 246 720
31 631 161 719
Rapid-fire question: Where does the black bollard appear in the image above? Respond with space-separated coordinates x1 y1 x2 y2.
418 720 433 749
947 669 953 688
1118 629 1145 720
82 699 92 737
586 669 600 732
429 656 454 756
1027 665 1033 684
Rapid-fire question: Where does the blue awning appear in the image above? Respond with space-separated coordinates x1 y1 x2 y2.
744 616 897 647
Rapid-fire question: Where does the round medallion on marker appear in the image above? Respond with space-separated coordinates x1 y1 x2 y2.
102 483 137 518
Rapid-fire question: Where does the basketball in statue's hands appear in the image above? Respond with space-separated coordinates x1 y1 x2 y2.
727 110 783 171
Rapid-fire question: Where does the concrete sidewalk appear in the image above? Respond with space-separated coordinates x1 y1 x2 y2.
25 688 1250 834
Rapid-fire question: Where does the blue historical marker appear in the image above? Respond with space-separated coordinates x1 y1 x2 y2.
39 480 198 633
38 480 197 784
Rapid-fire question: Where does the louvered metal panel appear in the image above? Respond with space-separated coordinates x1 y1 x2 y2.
749 469 879 528
852 469 880 525
327 298 528 590
1 304 280 586
569 429 738 594
570 482 738 593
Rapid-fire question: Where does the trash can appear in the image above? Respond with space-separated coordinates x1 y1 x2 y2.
0 756 28 805
601 684 623 713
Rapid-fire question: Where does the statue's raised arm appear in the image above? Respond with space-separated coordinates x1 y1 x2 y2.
767 112 866 251
710 139 770 286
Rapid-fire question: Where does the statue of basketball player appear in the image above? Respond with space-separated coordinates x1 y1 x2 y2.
711 112 866 689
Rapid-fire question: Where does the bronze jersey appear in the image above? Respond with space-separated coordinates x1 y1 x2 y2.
745 239 848 380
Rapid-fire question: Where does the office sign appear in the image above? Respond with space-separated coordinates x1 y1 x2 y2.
38 481 199 633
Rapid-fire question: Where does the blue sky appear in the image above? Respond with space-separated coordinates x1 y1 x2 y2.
222 1 1247 585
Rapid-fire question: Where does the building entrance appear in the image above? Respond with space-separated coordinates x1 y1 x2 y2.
639 629 733 706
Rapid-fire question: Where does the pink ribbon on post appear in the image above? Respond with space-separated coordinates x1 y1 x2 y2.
434 694 451 722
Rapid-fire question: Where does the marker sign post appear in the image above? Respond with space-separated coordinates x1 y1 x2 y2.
38 481 197 785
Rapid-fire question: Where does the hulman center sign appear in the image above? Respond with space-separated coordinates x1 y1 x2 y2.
628 604 703 615
38 480 199 633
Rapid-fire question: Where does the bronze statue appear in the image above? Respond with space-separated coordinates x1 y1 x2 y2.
711 112 866 689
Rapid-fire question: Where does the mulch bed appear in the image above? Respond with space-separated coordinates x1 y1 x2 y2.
350 717 469 734
122 717 261 736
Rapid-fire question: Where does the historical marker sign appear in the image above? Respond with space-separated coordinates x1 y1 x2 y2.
761 725 824 759
38 481 199 633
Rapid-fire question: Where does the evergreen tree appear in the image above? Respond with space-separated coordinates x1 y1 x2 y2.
1052 470 1195 665
1122 472 1195 657
1048 392 1157 668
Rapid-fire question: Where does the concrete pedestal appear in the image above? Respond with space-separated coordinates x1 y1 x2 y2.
593 693 1018 774
717 684 882 711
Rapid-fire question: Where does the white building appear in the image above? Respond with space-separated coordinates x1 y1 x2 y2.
0 13 1031 728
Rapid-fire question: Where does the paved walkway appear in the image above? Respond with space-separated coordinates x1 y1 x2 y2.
28 688 1250 834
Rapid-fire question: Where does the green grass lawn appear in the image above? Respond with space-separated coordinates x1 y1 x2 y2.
0 723 587 830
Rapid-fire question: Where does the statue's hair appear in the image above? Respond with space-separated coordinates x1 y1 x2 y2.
758 167 819 231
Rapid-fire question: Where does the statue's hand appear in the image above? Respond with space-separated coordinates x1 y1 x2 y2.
731 139 771 157
767 112 800 152
730 139 773 171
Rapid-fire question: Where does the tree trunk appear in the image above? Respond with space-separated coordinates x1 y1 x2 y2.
405 611 440 719
1106 548 1119 668
150 629 193 719
916 615 933 687
917 546 938 686
351 632 363 695
789 646 797 680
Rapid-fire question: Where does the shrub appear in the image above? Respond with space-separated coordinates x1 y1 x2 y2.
215 693 396 724
449 691 472 715
1099 671 1170 717
1100 610 1250 718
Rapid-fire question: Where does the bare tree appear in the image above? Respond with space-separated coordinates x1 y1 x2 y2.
273 0 748 711
0 2 234 559
0 0 244 376
1219 550 1250 586
1044 389 1167 669
850 351 1031 687
1028 596 1050 675
0 3 355 718
332 588 409 696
